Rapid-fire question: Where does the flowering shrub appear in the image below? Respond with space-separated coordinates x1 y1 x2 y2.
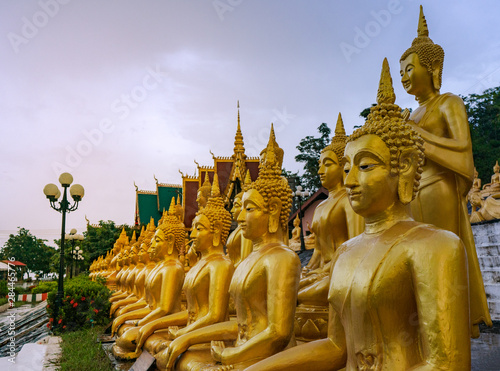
46 275 111 333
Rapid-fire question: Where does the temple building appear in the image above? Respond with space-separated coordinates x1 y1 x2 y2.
134 103 260 228
134 177 182 226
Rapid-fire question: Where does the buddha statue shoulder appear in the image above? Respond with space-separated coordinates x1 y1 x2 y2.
247 58 471 371
399 6 491 335
132 174 234 357
156 125 301 371
298 113 363 308
112 200 186 360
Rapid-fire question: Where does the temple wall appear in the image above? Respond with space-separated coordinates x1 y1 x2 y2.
472 219 500 320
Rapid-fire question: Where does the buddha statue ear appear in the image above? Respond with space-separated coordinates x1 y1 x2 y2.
431 59 441 91
268 197 282 234
212 220 222 247
398 148 419 205
166 233 175 255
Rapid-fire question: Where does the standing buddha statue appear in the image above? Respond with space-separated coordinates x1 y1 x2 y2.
399 5 491 335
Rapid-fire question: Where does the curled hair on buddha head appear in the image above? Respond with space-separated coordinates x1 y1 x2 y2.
248 125 293 231
196 173 232 246
322 112 348 162
157 197 186 254
400 5 445 90
349 58 425 202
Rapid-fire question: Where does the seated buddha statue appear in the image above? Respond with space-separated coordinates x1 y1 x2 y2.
399 6 490 334
110 242 132 303
112 224 158 320
298 113 363 309
288 214 302 251
131 174 234 357
155 126 302 371
110 230 144 316
112 202 186 360
481 161 500 197
247 58 471 371
106 228 129 290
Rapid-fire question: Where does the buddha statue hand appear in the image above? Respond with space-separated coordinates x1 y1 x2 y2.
155 334 189 370
168 325 180 338
211 340 225 362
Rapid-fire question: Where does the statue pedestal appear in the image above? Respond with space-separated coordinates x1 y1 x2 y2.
294 305 328 342
472 219 500 320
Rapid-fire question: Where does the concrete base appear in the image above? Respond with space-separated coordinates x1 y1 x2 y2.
472 219 500 320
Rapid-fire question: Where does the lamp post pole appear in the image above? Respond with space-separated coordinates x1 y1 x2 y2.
43 173 84 330
294 186 310 252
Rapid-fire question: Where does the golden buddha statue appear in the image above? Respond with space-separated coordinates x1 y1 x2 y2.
106 228 129 289
399 6 491 335
155 126 301 371
113 224 158 319
469 161 500 222
196 173 212 211
288 214 302 251
225 170 253 266
112 201 186 360
110 239 132 303
298 113 363 309
481 160 500 197
247 58 471 371
132 174 234 357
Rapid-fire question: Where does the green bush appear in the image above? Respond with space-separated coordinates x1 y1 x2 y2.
14 286 30 295
0 297 8 306
0 280 7 297
32 281 58 294
47 276 111 334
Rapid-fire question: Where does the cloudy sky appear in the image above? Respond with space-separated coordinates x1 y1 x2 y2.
1 0 499 248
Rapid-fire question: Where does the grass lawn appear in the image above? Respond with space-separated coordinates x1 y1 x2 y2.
56 325 114 371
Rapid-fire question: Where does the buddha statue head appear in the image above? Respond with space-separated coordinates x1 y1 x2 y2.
400 5 445 94
494 161 500 175
240 126 292 242
259 124 284 169
175 194 184 222
149 199 186 260
293 214 300 228
319 113 348 191
113 228 128 254
346 58 425 218
191 174 232 253
231 192 243 222
196 172 212 210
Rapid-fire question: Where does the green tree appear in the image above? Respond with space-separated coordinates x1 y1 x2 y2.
0 227 57 277
295 123 331 192
463 86 500 182
81 221 136 267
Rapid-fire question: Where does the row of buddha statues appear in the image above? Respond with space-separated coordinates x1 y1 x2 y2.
87 6 492 370
468 162 500 222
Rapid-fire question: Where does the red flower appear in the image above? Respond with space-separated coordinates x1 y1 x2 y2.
81 297 85 301
66 296 70 298
73 303 78 308
94 309 99 314
49 318 53 322
70 300 74 304
58 319 62 324
63 325 66 329
47 323 51 328
90 300 94 304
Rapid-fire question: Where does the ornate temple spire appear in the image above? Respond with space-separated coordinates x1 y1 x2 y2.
377 58 396 105
233 100 246 158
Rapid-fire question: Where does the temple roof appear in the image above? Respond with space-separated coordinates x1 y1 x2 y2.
134 179 182 226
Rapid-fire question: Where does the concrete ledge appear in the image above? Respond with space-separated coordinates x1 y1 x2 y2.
0 303 9 313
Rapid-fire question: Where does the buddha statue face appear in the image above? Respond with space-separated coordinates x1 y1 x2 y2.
400 53 434 97
148 229 168 260
344 134 399 218
239 189 274 242
230 194 242 221
138 243 150 264
190 214 214 254
318 149 343 190
129 247 139 264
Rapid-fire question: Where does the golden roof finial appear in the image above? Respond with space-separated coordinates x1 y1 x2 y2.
85 215 90 225
154 174 158 184
194 159 200 167
168 197 176 214
377 58 396 105
178 169 185 177
134 181 138 191
211 173 221 198
417 5 429 38
233 100 245 157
